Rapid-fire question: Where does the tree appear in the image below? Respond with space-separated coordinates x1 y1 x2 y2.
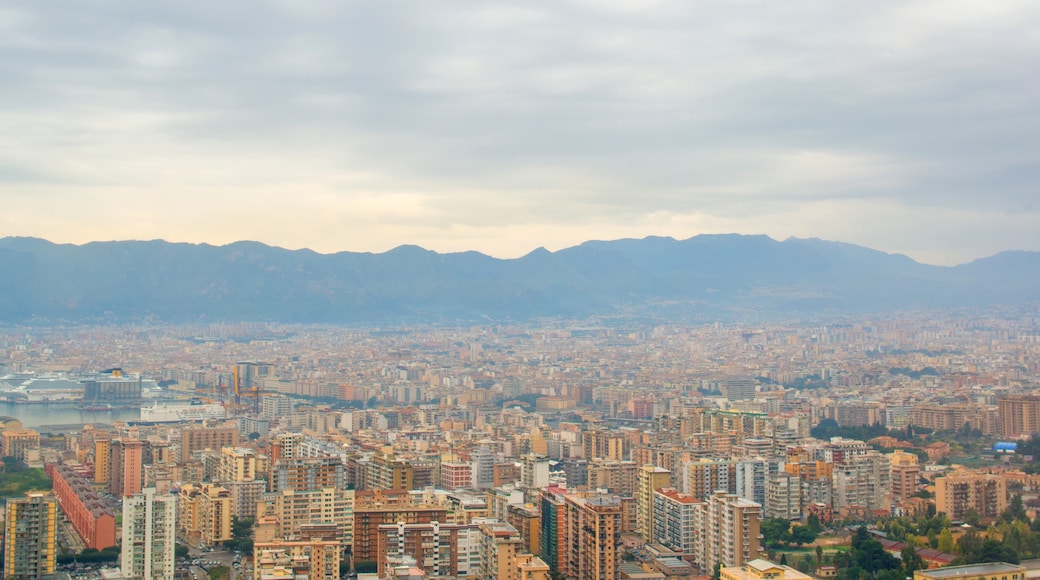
888 521 906 542
780 554 788 566
816 545 824 565
248 432 261 440
851 527 871 550
957 531 983 560
807 514 823 534
761 517 792 547
902 545 925 576
790 525 818 546
977 539 1019 564
175 544 189 560
963 508 981 528
1 456 26 472
1002 495 1029 523
851 531 899 574
225 516 255 553
938 528 954 553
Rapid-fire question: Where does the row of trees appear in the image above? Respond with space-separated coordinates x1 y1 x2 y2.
815 518 1026 580
761 516 822 548
834 528 906 580
876 501 1034 565
57 546 119 565
224 516 254 553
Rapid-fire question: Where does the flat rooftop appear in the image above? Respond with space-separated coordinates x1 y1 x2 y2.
917 563 1024 578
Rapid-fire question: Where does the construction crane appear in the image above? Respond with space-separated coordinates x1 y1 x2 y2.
233 362 265 415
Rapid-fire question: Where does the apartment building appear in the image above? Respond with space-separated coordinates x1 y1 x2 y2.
352 492 447 568
998 395 1040 439
122 488 176 580
680 458 737 500
48 464 117 550
652 487 699 555
271 456 347 493
219 447 264 482
563 493 622 580
253 538 340 580
890 450 921 505
637 465 671 542
109 439 144 498
180 426 238 462
934 471 1007 520
377 520 482 579
178 483 233 547
587 459 639 496
765 473 801 521
479 520 522 580
256 488 355 545
4 493 56 580
694 491 763 574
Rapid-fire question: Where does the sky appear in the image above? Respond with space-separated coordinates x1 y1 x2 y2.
1 1 1038 266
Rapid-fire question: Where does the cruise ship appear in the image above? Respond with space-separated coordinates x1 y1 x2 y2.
139 399 226 423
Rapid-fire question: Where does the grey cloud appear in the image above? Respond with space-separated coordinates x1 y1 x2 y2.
1 0 1039 262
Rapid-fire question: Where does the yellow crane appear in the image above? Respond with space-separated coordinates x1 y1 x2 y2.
233 364 262 414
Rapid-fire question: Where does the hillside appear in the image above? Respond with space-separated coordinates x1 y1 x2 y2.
0 235 1035 324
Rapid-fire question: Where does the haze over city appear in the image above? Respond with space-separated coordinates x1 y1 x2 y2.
3 1 1040 265
4 5 1040 580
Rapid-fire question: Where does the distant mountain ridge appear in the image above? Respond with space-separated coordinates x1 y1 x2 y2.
0 235 1036 324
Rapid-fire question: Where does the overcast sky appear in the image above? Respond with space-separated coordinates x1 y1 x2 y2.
1 1 1038 265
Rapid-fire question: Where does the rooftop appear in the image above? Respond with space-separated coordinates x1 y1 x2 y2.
917 563 1025 579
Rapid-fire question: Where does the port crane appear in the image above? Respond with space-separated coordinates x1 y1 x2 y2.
233 362 266 415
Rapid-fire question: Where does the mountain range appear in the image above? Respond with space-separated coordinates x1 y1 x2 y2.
0 235 1037 324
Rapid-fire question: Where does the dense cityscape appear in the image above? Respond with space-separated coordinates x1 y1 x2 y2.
3 309 1040 580
4 0 1038 579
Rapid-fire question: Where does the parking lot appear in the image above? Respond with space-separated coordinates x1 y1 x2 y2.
186 548 248 580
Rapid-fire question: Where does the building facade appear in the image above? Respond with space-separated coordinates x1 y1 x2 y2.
178 483 233 547
122 488 176 580
998 395 1040 439
652 487 699 555
637 465 671 542
4 493 57 580
563 493 622 580
934 472 1007 520
694 491 763 574
48 464 117 550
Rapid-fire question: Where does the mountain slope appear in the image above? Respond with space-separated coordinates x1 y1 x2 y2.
0 235 1034 323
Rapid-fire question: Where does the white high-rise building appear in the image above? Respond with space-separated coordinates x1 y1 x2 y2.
470 445 495 490
520 454 550 489
260 396 294 420
765 473 801 520
831 451 890 513
736 458 768 507
121 488 176 580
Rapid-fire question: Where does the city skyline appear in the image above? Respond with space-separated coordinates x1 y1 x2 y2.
2 2 1039 266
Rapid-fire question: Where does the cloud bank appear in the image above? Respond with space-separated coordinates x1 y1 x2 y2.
1 0 1038 264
